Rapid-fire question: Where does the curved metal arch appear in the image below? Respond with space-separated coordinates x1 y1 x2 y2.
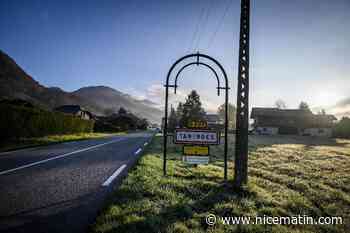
174 62 221 96
163 52 230 181
166 53 228 89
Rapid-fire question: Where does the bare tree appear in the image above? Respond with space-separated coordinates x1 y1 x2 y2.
275 99 287 109
318 109 326 115
299 101 310 111
218 103 236 129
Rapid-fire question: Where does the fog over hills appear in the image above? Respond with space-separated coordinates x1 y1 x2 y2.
73 86 162 122
326 97 350 119
0 50 162 123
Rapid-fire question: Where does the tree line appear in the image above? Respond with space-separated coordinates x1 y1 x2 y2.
94 107 149 132
167 90 236 132
0 100 94 140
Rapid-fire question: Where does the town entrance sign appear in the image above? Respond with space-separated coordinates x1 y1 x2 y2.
162 53 230 180
163 0 250 187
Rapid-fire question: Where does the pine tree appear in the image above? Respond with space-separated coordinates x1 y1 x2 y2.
179 90 206 127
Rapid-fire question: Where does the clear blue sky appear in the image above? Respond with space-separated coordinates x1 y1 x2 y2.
1 0 349 114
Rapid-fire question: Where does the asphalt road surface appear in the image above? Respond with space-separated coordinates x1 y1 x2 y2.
0 132 154 233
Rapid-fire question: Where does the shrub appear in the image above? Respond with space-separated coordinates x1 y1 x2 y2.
333 117 350 138
0 103 94 139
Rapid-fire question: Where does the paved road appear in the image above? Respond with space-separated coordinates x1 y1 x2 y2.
0 132 154 233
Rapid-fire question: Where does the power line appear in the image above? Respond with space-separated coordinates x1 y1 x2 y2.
187 3 206 53
186 0 213 82
193 0 214 52
206 0 233 50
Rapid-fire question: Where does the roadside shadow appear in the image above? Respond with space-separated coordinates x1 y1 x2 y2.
103 182 252 233
0 190 104 233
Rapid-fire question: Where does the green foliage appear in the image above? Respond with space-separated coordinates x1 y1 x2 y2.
168 106 178 132
137 118 149 130
109 114 137 131
0 103 94 140
94 120 122 132
334 117 350 138
118 107 127 115
95 107 149 132
178 90 206 127
217 103 236 130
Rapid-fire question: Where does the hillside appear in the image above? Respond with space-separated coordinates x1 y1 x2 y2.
0 50 162 123
0 50 96 111
73 86 162 123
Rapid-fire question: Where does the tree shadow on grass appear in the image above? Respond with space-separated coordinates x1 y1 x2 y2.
103 175 256 233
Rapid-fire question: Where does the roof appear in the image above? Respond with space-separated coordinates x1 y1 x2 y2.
204 114 221 122
251 108 312 118
54 105 83 114
251 107 336 121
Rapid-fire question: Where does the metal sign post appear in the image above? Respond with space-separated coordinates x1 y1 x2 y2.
163 53 230 180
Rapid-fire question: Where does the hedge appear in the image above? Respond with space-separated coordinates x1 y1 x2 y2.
333 117 350 139
0 104 94 139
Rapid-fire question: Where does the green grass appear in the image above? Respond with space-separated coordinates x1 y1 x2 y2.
0 132 125 152
91 135 350 233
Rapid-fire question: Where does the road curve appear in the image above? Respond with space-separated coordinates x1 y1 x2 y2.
0 131 154 233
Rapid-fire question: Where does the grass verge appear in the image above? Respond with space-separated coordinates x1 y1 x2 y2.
91 135 350 233
0 132 125 152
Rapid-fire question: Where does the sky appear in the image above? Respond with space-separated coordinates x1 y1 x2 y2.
0 0 349 116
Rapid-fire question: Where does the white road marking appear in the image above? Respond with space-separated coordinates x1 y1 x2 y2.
134 148 142 155
102 164 127 186
144 142 148 146
0 138 123 176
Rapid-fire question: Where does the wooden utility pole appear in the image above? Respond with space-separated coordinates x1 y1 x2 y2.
234 0 250 187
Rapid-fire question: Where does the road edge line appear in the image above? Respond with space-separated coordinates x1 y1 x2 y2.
102 164 127 186
0 138 123 176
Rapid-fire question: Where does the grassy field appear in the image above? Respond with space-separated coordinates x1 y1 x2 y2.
0 132 125 152
91 134 350 233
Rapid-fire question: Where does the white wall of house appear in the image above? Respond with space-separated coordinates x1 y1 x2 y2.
255 127 279 135
302 128 332 137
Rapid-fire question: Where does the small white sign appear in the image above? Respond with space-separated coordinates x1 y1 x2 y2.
174 129 220 145
183 156 209 165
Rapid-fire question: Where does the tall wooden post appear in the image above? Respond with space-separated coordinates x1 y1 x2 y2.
234 0 250 187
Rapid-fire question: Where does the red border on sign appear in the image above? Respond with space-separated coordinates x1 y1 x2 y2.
174 128 220 145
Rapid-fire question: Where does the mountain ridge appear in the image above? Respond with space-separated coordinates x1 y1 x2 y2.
0 50 161 123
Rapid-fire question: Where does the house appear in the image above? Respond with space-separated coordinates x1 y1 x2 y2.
54 105 93 120
204 114 224 130
251 107 337 137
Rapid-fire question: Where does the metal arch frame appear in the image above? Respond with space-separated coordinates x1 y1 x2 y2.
174 62 222 96
163 52 230 180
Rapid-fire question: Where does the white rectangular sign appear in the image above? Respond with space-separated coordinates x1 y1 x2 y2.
183 156 209 165
174 129 220 145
